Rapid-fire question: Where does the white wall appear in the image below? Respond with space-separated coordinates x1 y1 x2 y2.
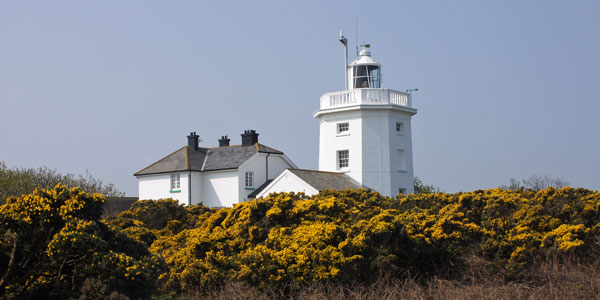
268 155 293 180
138 173 189 205
316 107 415 198
318 110 363 184
361 109 389 195
238 153 294 202
256 170 319 198
200 170 238 207
388 113 415 196
190 171 203 205
238 154 266 202
360 109 415 197
138 154 294 208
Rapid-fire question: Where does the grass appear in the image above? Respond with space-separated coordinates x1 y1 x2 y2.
184 258 600 300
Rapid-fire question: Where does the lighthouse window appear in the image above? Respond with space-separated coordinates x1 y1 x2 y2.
337 150 349 169
353 65 381 89
396 122 404 133
337 122 349 134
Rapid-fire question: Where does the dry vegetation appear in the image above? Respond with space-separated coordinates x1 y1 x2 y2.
191 259 600 300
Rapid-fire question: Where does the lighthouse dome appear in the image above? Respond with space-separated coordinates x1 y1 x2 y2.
348 46 381 89
351 48 380 66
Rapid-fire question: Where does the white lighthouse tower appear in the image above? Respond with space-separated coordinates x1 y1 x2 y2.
313 34 417 197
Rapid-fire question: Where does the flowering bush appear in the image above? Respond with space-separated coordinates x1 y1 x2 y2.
108 187 600 295
5 184 598 298
398 187 600 277
0 185 165 299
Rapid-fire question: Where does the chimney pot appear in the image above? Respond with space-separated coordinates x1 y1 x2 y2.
241 129 259 146
187 132 200 150
218 135 230 147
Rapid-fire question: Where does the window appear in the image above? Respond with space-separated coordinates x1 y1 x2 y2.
352 65 381 89
170 174 180 190
245 171 254 188
396 122 404 133
337 150 349 169
337 122 349 134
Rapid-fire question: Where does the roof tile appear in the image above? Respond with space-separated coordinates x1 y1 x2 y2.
287 168 361 191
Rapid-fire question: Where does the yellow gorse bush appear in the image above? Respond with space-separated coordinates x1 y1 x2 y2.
107 187 600 294
396 187 600 278
3 184 599 298
0 185 166 299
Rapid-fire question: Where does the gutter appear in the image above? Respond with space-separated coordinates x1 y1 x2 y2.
135 167 236 177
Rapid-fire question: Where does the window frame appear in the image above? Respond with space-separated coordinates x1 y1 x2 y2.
336 122 350 135
245 171 254 189
170 174 181 192
395 122 405 135
337 150 349 170
352 65 381 89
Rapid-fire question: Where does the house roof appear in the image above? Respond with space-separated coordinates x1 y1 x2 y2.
253 168 363 199
134 143 284 176
287 168 361 191
248 179 274 198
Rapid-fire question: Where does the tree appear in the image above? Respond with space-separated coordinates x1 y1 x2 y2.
413 177 442 194
0 161 124 204
500 175 570 191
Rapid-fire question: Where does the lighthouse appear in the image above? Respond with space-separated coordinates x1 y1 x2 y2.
313 35 417 196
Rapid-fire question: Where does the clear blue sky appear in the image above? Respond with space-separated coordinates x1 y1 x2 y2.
1 1 599 196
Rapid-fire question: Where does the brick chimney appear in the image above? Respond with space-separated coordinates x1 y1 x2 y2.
187 132 199 150
241 130 259 146
218 135 230 147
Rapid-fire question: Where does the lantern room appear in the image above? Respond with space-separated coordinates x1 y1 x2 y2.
347 46 381 90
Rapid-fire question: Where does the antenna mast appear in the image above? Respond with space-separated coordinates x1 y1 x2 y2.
355 15 359 56
339 30 348 90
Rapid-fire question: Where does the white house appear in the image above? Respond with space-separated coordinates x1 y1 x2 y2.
258 41 417 198
136 37 417 206
135 130 296 207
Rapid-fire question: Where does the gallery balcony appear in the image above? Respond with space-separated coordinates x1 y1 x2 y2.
318 88 412 110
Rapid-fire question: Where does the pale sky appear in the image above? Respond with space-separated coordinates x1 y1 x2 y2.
1 1 599 196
